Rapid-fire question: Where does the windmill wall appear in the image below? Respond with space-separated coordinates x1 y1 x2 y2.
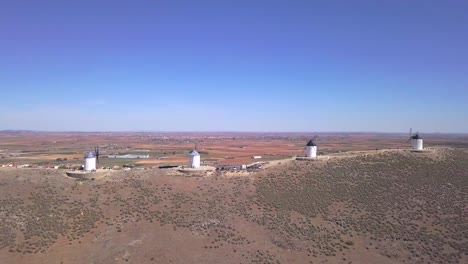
411 139 423 151
306 146 317 158
84 157 97 171
190 155 200 168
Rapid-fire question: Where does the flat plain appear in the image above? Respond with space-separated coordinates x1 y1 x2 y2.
1 131 467 168
0 131 467 264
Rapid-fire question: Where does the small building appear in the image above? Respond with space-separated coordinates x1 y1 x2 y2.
216 165 240 171
252 156 262 159
189 150 200 168
306 139 317 158
84 151 97 171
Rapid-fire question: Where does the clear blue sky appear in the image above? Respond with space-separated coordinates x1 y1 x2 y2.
1 0 467 132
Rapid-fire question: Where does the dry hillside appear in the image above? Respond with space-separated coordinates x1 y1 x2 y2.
0 148 467 264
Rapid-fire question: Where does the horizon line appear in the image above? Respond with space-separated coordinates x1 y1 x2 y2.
1 129 468 135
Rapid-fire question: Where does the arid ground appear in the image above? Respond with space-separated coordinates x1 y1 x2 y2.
0 132 467 264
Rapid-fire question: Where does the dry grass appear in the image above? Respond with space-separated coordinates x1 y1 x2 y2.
0 147 467 263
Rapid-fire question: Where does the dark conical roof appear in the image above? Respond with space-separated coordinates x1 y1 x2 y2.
189 150 200 156
306 139 316 146
411 134 422 140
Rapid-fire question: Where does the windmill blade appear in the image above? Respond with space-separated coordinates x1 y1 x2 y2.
95 146 100 164
312 136 318 144
407 128 413 142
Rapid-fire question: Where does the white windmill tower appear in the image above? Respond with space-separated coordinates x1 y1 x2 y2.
408 128 423 151
84 146 100 171
306 137 317 158
189 144 200 168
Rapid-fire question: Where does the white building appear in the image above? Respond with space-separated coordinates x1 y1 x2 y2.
189 150 200 168
306 139 317 158
84 151 97 171
411 134 424 151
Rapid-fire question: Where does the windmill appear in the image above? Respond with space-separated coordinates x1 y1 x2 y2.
84 147 99 171
305 136 318 158
407 128 423 151
189 144 200 168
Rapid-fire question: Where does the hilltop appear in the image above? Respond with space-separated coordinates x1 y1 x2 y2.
0 147 467 264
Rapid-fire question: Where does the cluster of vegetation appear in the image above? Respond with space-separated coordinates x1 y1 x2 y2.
254 149 468 263
0 148 466 263
0 183 102 254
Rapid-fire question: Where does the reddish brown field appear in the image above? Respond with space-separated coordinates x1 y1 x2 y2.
1 131 467 168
